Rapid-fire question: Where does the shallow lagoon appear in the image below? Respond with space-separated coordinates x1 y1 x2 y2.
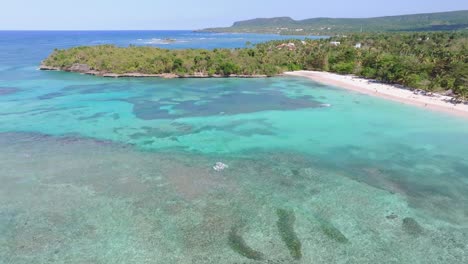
1 31 468 263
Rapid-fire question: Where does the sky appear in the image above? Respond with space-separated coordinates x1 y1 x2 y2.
1 0 467 30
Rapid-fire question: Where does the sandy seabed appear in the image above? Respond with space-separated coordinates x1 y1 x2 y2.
1 132 467 263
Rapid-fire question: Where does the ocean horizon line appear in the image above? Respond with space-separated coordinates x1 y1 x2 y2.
0 29 198 32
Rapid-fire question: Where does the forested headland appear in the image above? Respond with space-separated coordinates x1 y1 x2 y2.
41 32 468 99
199 10 468 35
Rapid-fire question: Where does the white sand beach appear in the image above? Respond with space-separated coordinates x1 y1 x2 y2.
285 71 468 118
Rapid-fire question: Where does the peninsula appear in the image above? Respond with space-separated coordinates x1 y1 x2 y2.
40 32 468 102
40 31 468 117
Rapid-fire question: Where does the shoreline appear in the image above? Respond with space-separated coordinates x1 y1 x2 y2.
284 71 468 119
39 65 468 118
39 65 268 79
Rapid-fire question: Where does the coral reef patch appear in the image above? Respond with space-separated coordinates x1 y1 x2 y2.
228 226 265 261
276 209 302 260
402 217 424 236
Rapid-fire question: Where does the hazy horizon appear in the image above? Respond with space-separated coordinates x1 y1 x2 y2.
1 0 467 30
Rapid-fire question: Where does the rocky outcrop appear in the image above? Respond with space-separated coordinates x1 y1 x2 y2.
38 65 271 79
40 63 90 73
39 65 60 71
69 63 91 73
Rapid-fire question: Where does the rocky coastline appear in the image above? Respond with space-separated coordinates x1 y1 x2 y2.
39 63 269 79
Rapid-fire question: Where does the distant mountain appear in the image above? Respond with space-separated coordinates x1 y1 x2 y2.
199 10 468 35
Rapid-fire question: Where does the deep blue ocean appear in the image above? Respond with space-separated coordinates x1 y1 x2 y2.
1 31 468 263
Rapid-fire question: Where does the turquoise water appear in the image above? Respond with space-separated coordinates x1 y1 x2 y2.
1 31 468 263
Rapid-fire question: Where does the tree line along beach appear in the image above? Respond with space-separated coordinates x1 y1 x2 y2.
40 32 468 117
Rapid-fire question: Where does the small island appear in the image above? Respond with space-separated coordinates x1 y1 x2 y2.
41 32 467 100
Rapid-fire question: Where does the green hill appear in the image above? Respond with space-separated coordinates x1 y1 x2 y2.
199 10 468 35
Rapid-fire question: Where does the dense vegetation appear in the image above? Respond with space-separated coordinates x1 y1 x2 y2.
42 32 468 99
200 10 468 35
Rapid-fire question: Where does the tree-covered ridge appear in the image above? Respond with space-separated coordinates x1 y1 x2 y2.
199 10 468 35
42 32 468 99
